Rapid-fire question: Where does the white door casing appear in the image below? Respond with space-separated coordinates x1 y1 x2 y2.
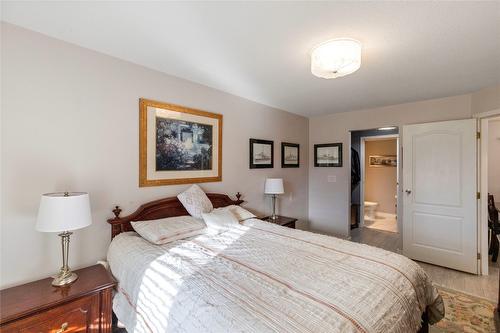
402 119 477 274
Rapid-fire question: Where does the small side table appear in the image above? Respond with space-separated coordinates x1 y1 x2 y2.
261 215 297 229
0 264 116 332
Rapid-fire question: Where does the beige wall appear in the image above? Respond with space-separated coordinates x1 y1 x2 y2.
364 139 397 214
0 23 309 288
472 85 500 115
309 94 473 236
309 84 500 237
489 119 500 202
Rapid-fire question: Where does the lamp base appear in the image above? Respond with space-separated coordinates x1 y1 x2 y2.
52 271 78 287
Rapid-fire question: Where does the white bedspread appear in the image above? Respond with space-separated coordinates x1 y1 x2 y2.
108 218 444 333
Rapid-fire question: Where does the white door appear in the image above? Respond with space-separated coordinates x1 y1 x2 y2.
402 119 477 273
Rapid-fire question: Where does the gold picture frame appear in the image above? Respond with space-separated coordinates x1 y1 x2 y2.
139 98 222 187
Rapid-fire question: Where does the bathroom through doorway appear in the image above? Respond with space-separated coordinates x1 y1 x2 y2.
349 128 400 234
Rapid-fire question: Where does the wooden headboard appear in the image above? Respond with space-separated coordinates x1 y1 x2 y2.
107 192 243 239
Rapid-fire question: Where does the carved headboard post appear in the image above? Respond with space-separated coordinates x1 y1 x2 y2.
108 192 244 239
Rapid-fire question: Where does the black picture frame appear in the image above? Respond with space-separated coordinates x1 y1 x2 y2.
314 143 343 167
249 139 274 169
281 142 300 168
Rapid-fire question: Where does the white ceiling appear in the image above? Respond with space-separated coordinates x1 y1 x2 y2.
2 1 499 117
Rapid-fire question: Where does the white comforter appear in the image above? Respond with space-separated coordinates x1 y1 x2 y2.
107 218 444 333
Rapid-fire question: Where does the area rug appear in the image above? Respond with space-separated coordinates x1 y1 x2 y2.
430 286 497 333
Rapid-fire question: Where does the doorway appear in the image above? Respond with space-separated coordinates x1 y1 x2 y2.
478 111 500 275
361 136 399 233
350 127 400 234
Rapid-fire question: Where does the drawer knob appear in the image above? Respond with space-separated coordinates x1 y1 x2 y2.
56 322 69 333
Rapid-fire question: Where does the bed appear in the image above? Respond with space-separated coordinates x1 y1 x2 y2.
107 193 444 333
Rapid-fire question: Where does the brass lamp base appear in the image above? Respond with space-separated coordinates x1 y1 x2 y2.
52 231 78 287
52 271 78 286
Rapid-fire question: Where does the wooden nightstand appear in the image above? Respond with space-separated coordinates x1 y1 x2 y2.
261 215 297 229
0 264 116 333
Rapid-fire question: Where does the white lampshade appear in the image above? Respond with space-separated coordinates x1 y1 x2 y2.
264 178 284 195
311 38 362 79
36 192 92 232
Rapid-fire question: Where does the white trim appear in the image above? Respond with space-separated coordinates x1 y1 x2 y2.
347 132 352 238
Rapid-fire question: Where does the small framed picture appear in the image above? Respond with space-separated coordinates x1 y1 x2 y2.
281 142 300 168
314 143 342 167
369 155 397 167
250 139 274 169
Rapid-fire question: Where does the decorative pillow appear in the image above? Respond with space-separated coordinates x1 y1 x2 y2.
201 208 240 230
131 215 206 245
177 184 213 218
225 205 256 222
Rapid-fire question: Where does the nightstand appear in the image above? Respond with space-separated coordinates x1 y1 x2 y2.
261 215 297 229
0 264 116 332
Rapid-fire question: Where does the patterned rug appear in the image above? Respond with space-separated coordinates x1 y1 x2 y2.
431 286 497 333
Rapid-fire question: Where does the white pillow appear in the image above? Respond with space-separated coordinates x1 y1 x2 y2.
177 184 214 219
202 208 239 230
131 215 206 245
225 205 256 222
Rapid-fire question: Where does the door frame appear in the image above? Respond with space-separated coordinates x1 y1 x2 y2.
359 134 400 230
475 108 500 275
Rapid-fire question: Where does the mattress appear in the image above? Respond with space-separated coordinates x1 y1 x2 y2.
107 218 444 333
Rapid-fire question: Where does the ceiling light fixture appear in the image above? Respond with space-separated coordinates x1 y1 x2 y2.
378 126 397 131
311 38 362 79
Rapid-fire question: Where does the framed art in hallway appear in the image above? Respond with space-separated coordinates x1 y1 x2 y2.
314 143 342 167
139 98 222 186
281 142 299 168
250 139 274 169
369 155 397 167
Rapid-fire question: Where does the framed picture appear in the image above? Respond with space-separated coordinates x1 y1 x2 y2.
314 143 342 167
139 98 222 187
369 155 397 167
281 142 300 168
249 139 274 169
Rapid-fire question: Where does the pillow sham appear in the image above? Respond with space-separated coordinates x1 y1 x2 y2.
177 184 213 219
225 205 256 222
201 208 240 230
131 215 206 245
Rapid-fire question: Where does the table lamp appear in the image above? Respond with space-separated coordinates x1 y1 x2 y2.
264 178 284 220
36 192 92 287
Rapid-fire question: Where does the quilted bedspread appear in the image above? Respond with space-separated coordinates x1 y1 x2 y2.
107 218 444 333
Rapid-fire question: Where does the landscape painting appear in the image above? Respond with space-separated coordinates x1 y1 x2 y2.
314 143 342 167
369 155 397 167
139 98 222 187
281 142 299 168
250 139 274 168
156 118 212 171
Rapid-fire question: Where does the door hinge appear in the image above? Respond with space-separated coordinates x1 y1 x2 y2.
477 253 481 260
477 132 481 139
477 192 481 199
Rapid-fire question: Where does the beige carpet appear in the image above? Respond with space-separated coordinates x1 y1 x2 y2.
364 212 398 233
430 286 497 333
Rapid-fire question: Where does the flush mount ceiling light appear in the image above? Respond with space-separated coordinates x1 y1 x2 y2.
311 38 362 79
378 126 397 131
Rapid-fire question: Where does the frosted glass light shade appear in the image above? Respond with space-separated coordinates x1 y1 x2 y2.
36 192 92 232
264 178 284 194
311 38 362 79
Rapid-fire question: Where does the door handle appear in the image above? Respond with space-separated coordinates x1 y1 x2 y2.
405 189 412 194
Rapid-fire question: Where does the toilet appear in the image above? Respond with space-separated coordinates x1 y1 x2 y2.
364 201 379 221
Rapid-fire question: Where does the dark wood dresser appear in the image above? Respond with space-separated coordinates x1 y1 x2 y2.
0 264 116 333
